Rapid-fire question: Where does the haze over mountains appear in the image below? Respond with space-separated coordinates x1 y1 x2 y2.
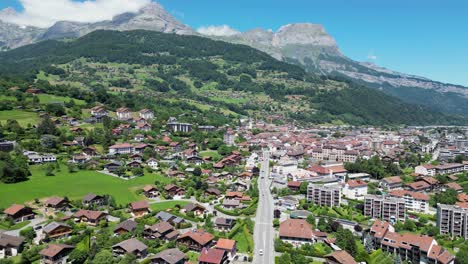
1 2 467 116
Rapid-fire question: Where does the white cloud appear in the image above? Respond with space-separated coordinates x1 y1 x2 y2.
367 51 378 60
197 25 240 37
0 0 151 28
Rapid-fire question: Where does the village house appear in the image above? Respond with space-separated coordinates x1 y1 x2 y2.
0 233 24 259
44 197 69 211
214 238 237 261
82 193 105 207
144 221 177 240
139 109 154 120
155 212 185 227
214 218 236 232
114 219 137 235
147 158 159 170
205 188 222 197
380 176 403 190
278 196 300 210
164 184 185 197
129 201 150 218
90 106 108 119
342 180 368 200
177 229 214 251
222 199 241 210
406 180 432 192
136 123 152 132
42 222 73 241
82 146 98 156
73 210 107 226
3 204 35 223
182 203 205 216
444 182 464 193
324 250 357 264
149 248 186 264
198 247 228 264
103 161 123 173
116 107 133 121
40 244 75 264
112 238 148 259
279 219 314 246
134 134 145 142
109 143 135 155
287 181 302 192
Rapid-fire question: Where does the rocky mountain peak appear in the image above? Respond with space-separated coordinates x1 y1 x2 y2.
0 7 17 21
272 23 337 47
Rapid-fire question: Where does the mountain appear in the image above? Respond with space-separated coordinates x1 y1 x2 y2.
0 30 464 126
0 3 467 116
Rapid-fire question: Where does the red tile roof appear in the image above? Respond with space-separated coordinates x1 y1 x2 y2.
3 204 26 216
178 229 214 246
198 248 226 264
279 219 313 240
215 238 236 251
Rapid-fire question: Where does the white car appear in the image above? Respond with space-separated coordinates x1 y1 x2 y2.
259 249 263 256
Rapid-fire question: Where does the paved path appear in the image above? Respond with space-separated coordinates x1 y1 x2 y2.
4 217 46 236
252 150 275 264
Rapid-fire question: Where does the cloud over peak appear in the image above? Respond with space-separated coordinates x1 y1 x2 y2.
197 25 240 37
0 0 151 28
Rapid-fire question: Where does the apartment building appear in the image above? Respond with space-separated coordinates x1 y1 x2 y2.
437 204 468 239
415 163 466 176
307 183 341 207
364 195 406 223
389 190 430 214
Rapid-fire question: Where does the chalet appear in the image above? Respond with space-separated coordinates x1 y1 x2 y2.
198 247 228 264
90 106 108 118
109 143 134 155
287 181 302 192
139 109 154 120
279 219 314 246
114 219 137 235
169 142 181 152
155 212 185 226
420 177 440 191
182 203 205 216
82 193 105 206
214 238 237 261
0 233 24 259
144 221 175 240
134 134 145 142
72 154 88 164
44 197 69 210
116 107 132 121
225 191 243 200
406 181 431 192
205 188 222 197
214 218 236 232
3 204 35 223
150 248 186 264
40 244 75 264
134 143 149 154
43 222 73 241
222 199 241 209
186 156 204 165
129 201 150 218
143 185 159 198
73 210 107 226
82 147 98 156
147 158 159 170
444 182 464 193
380 176 403 190
112 238 148 258
164 184 185 197
127 160 142 168
177 229 214 251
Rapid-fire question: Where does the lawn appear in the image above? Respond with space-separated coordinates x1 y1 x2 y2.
0 165 169 208
186 251 200 263
150 201 189 212
0 220 31 230
232 228 250 252
200 150 222 160
0 110 39 127
36 94 86 105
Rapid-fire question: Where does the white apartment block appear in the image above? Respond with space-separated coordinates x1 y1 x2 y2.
364 194 406 223
389 190 430 214
437 204 468 239
307 183 341 207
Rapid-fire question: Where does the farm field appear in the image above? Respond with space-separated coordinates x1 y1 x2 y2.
0 164 170 208
149 200 190 212
0 110 39 127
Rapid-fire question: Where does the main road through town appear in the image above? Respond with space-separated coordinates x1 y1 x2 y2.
252 149 275 264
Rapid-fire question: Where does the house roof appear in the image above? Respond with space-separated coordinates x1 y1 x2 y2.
389 190 429 201
422 177 439 185
223 199 240 207
143 185 156 192
45 196 66 206
214 217 235 226
114 219 137 232
0 233 24 247
370 219 392 239
40 244 75 258
112 238 148 253
183 203 205 212
82 193 102 202
130 201 149 210
445 182 463 191
383 176 402 184
215 238 236 251
150 248 186 264
73 210 106 220
198 248 226 264
346 180 368 188
178 229 214 246
279 219 313 240
325 250 357 264
287 181 301 188
407 181 431 191
146 221 173 234
43 222 71 234
3 204 27 216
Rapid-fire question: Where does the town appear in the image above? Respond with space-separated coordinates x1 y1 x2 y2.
0 95 467 264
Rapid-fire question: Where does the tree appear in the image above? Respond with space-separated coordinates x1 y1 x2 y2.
335 228 357 256
364 233 374 253
403 219 417 232
317 217 328 232
193 167 202 177
299 182 308 194
394 253 402 264
118 254 137 264
20 227 35 242
36 116 58 135
456 243 468 264
0 152 31 183
435 188 458 205
277 253 291 264
69 249 87 264
93 250 115 264
306 214 316 226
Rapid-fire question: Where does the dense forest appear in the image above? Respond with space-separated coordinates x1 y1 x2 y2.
0 30 465 126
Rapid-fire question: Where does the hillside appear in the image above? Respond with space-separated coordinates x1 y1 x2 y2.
0 30 464 126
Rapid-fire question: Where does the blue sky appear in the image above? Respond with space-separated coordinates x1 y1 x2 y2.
2 0 468 86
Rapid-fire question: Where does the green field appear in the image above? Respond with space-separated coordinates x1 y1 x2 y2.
0 110 39 127
36 94 86 105
0 165 170 208
150 200 190 212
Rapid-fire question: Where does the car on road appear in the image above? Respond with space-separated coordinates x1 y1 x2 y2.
259 249 263 255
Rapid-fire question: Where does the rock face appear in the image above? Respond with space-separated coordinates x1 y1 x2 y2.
0 3 467 114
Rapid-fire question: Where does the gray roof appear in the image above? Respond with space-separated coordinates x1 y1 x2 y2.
112 238 147 253
114 219 137 233
151 248 186 264
0 233 24 247
223 199 240 207
82 193 102 202
214 217 235 226
43 222 71 234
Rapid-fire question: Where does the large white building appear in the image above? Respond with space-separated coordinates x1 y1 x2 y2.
307 183 341 207
364 194 406 223
342 180 368 200
437 204 468 239
389 190 430 214
109 143 135 155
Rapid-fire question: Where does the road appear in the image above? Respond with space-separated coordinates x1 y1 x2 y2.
252 150 275 264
